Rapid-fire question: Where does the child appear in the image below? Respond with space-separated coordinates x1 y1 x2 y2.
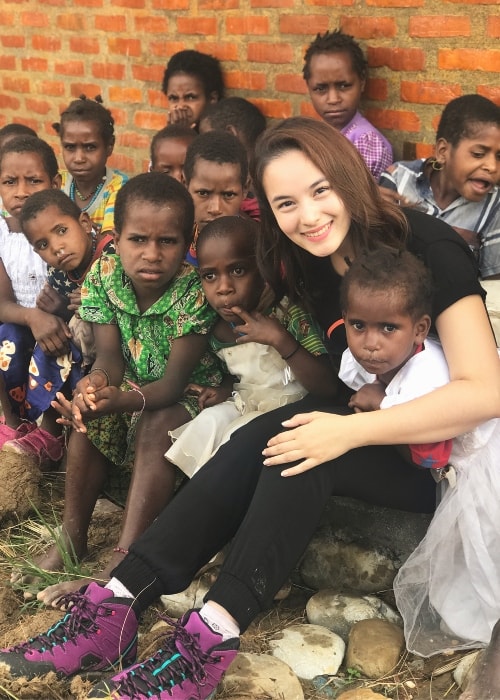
199 96 267 221
26 172 223 606
339 248 500 655
167 216 336 476
379 94 500 280
53 95 128 236
184 131 249 265
303 29 393 179
149 124 197 182
0 136 65 460
162 49 225 130
0 124 38 217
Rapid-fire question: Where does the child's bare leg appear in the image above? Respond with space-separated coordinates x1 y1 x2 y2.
13 430 110 584
39 406 63 437
0 374 21 429
460 619 500 699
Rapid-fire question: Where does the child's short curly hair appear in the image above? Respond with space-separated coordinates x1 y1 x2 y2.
436 94 500 146
0 136 59 180
183 131 248 187
161 50 225 101
53 95 115 147
302 29 367 82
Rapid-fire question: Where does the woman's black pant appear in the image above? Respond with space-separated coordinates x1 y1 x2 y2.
112 395 436 632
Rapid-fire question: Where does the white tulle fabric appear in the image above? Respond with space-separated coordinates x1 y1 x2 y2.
0 217 47 307
166 341 307 477
340 339 500 656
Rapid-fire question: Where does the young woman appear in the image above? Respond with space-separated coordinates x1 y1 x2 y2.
2 118 499 700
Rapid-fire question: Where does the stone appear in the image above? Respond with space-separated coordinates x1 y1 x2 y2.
160 577 210 618
346 619 404 678
454 650 482 690
299 535 397 594
306 590 401 642
269 623 345 680
221 652 304 699
337 689 387 699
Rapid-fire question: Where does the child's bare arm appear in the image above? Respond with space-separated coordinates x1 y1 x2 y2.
231 306 337 398
37 283 71 320
187 374 234 409
0 260 71 355
348 382 386 413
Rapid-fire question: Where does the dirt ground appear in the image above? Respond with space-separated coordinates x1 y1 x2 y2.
0 475 473 700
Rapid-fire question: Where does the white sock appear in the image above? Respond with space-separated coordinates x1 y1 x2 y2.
106 576 134 599
199 602 240 641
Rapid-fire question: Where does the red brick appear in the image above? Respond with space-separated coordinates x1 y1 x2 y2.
134 111 166 131
400 81 461 105
0 54 16 69
415 143 434 159
195 42 239 62
132 64 165 83
70 37 99 54
364 78 388 101
55 61 85 77
152 0 188 8
0 11 14 24
367 0 422 5
109 86 143 104
56 13 87 30
177 17 217 35
439 49 500 72
95 15 127 31
118 132 151 150
280 14 329 34
111 108 128 127
111 0 145 7
248 42 293 64
446 0 498 3
70 83 101 98
409 15 471 37
487 17 500 38
2 35 25 48
92 63 125 81
200 0 238 8
21 12 49 27
368 47 425 71
4 75 30 92
275 74 308 94
107 37 141 57
366 108 420 132
251 98 292 119
225 70 267 91
25 98 51 115
147 89 169 109
0 94 21 110
42 0 65 5
299 101 320 119
22 57 48 72
107 153 135 173
39 80 66 97
74 0 104 6
32 35 61 51
341 16 397 38
150 40 185 58
135 15 168 33
226 16 269 35
477 86 500 105
251 0 293 5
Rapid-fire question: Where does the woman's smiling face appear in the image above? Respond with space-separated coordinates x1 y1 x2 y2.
262 149 353 265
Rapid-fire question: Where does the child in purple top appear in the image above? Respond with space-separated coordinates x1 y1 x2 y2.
303 29 393 179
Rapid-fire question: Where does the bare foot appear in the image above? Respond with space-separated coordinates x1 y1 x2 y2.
460 619 500 699
10 541 87 587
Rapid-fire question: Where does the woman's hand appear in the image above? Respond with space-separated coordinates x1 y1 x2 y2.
262 411 356 476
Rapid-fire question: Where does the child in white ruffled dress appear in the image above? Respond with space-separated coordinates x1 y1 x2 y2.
338 247 500 657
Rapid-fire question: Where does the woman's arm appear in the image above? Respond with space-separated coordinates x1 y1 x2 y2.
263 294 500 475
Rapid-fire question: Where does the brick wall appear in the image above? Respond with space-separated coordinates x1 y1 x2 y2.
1 0 499 173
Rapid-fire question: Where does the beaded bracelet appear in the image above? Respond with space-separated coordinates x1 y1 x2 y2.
282 343 300 361
89 367 110 386
113 546 129 555
120 381 146 466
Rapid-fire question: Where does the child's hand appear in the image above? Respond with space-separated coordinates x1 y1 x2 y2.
29 309 72 356
36 283 70 318
68 288 82 312
230 307 287 349
167 106 196 129
186 383 231 409
348 382 386 413
378 186 411 207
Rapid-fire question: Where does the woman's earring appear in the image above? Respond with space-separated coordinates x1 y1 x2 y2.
430 159 444 172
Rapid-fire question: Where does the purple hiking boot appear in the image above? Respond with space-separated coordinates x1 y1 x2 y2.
0 582 138 680
87 609 239 699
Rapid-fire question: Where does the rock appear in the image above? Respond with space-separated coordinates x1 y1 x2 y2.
221 652 304 699
454 650 482 690
269 623 345 680
300 535 397 594
306 590 401 642
160 577 210 618
346 619 404 678
337 689 387 699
